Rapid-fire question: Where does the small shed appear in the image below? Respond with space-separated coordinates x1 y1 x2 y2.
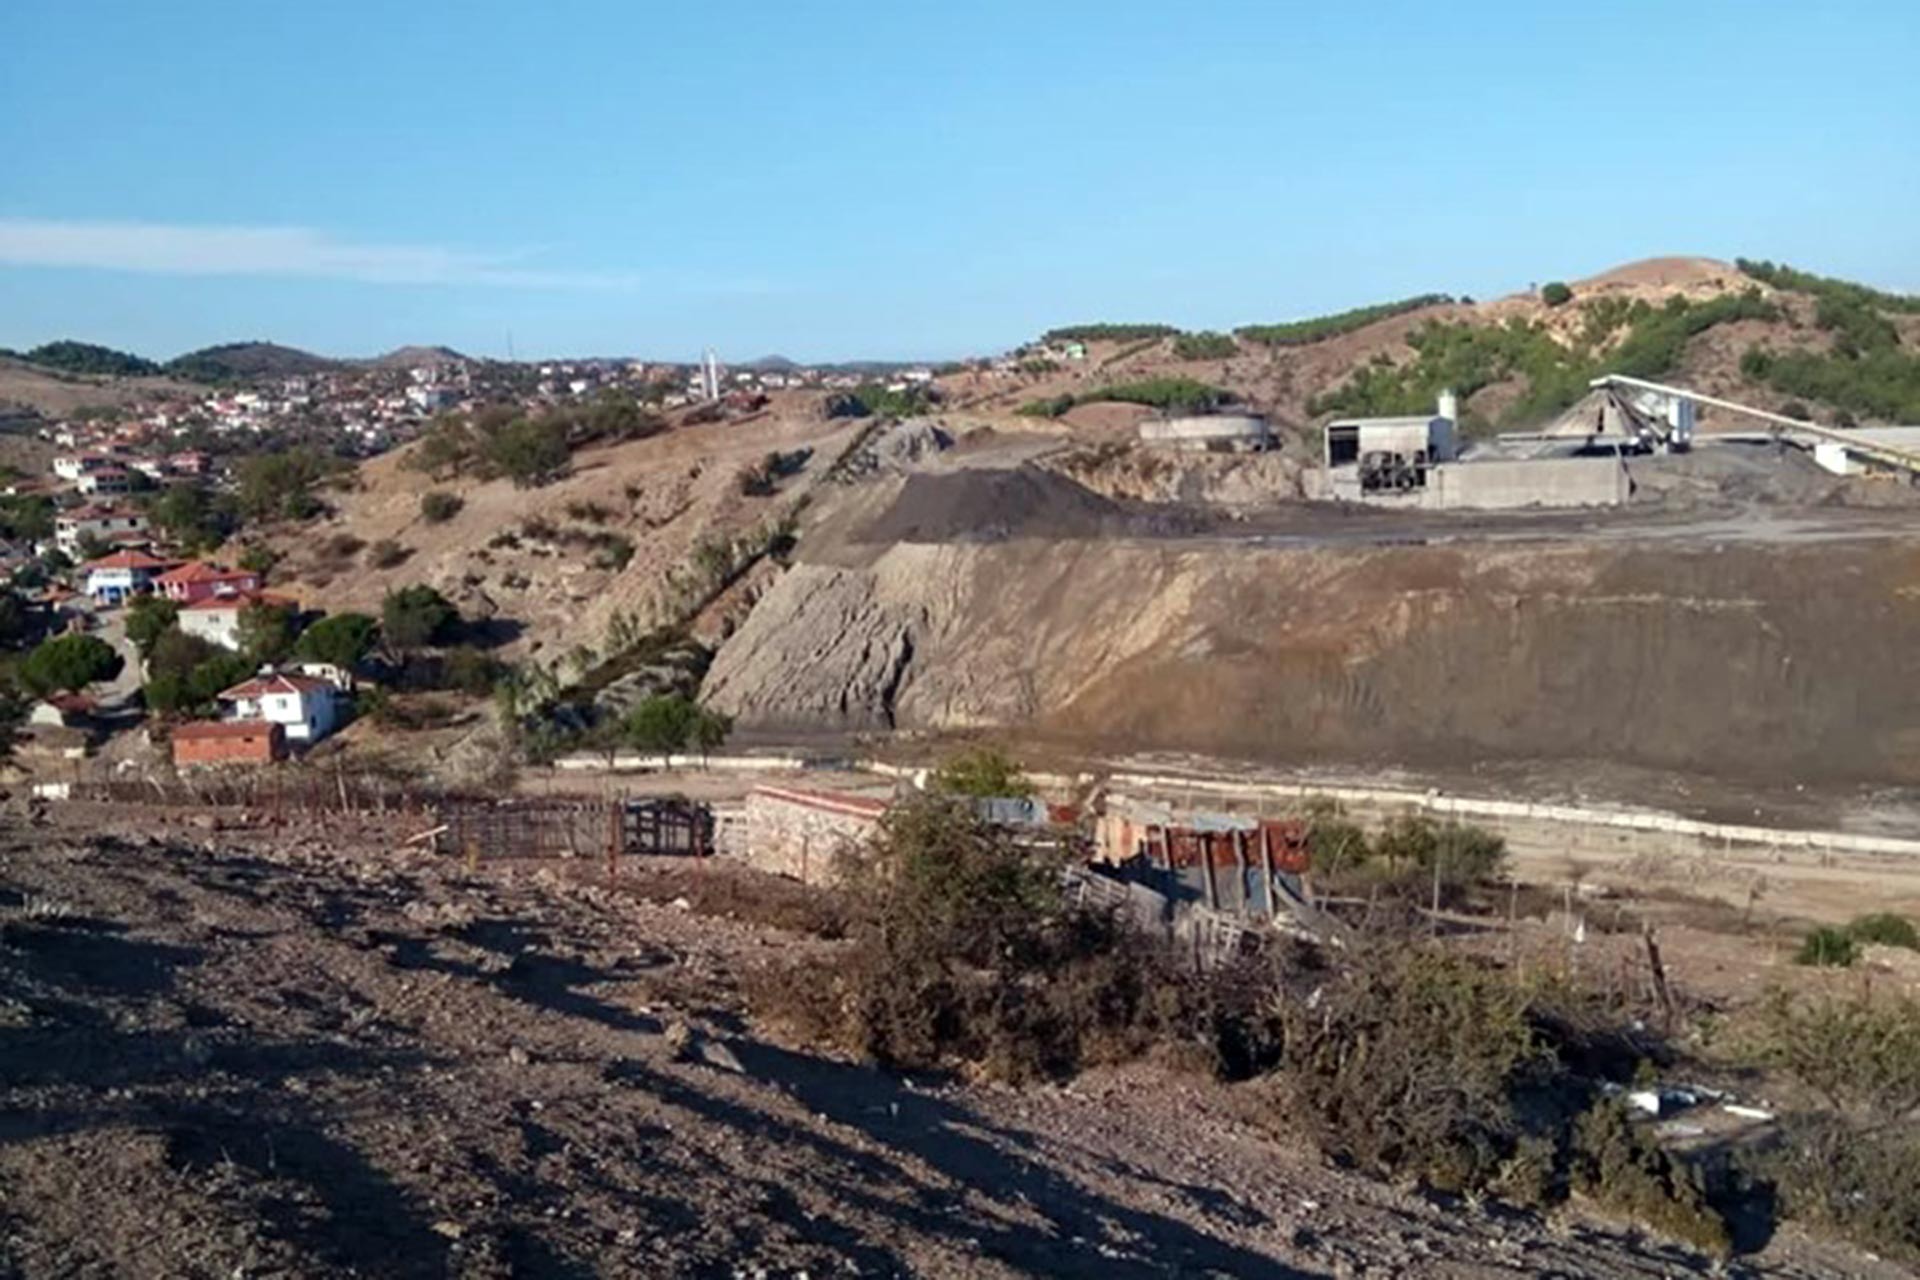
172 720 286 768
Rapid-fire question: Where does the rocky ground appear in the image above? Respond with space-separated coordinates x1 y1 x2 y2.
0 808 1905 1279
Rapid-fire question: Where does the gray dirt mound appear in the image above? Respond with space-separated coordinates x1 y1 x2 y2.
856 467 1196 543
1625 443 1915 508
833 417 955 482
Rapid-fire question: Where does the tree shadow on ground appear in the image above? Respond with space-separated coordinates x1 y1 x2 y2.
608 1049 1314 1278
158 1103 459 1279
369 916 665 1036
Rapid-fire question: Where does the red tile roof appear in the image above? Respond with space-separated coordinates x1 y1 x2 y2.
60 503 142 523
218 673 334 701
154 561 248 585
81 549 178 572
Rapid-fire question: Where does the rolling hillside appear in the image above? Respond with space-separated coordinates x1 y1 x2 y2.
951 257 1920 436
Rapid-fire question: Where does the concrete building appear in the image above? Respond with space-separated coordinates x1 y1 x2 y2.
1323 391 1460 499
1322 390 1630 511
56 504 148 559
733 785 887 886
1138 414 1274 453
75 467 133 497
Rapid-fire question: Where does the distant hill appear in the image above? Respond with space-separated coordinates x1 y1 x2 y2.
973 255 1920 433
167 341 340 383
6 340 161 378
363 345 473 370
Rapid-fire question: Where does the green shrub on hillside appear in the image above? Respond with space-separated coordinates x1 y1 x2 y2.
1541 282 1574 307
1311 290 1778 428
1171 330 1239 360
1040 323 1178 344
1091 377 1232 413
1736 258 1920 315
419 490 463 523
1742 346 1920 423
1016 394 1076 419
1236 294 1453 347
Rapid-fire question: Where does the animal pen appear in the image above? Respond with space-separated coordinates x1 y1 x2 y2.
436 796 715 869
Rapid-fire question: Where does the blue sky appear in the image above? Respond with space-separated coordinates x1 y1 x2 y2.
3 0 1917 362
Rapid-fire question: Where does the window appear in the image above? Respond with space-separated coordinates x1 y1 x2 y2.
1327 424 1360 466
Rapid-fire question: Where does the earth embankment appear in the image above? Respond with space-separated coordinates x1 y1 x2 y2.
703 534 1920 788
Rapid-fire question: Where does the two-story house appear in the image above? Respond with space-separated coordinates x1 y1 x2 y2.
81 549 179 605
55 503 149 560
216 671 340 744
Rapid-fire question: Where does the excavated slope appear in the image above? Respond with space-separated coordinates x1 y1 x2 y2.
703 536 1920 787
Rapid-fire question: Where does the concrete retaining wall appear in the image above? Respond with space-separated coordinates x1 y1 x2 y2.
1430 457 1628 510
1321 457 1628 510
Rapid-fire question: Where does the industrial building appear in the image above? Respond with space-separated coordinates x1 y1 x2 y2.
1322 384 1650 511
1322 391 1460 498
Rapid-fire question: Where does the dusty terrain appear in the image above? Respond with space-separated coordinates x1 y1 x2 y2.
1 806 1906 1279
275 403 871 667
0 355 196 418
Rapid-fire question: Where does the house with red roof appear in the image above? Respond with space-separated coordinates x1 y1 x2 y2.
154 561 263 605
218 670 341 743
81 548 180 605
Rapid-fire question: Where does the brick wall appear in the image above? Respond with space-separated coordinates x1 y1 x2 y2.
735 786 887 886
172 723 284 768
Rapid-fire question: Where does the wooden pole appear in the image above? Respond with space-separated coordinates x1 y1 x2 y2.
1230 831 1246 915
1261 826 1278 920
1201 834 1220 912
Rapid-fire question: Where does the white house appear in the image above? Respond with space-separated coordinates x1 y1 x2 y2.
75 466 133 497
178 590 292 651
217 671 340 744
81 549 178 605
53 453 117 483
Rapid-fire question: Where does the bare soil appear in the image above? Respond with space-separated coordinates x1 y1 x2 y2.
1 807 1901 1278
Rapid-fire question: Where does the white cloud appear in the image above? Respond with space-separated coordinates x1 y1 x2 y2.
0 217 656 290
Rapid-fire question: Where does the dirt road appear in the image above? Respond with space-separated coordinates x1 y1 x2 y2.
0 813 1899 1278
